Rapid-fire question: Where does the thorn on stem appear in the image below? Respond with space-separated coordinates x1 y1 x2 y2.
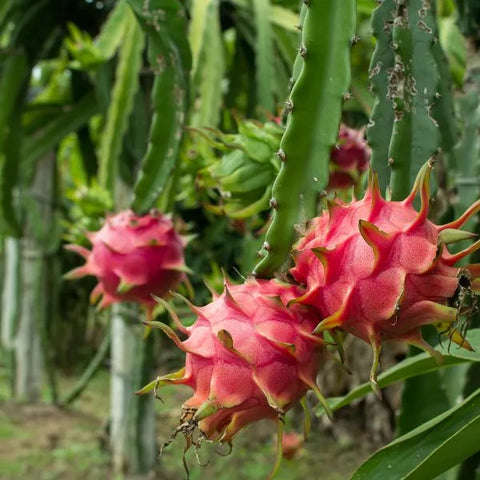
351 34 360 45
276 149 286 163
299 44 307 59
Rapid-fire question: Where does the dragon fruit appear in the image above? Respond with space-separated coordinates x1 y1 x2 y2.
281 431 303 460
328 124 370 190
140 279 327 472
291 161 480 394
65 210 189 311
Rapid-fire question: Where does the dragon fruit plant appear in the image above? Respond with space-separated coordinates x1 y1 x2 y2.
194 120 369 220
133 0 480 477
138 279 329 475
65 210 189 313
291 161 480 396
194 117 283 219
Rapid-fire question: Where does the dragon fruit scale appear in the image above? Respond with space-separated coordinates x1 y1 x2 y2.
291 161 480 395
65 210 189 311
140 279 328 475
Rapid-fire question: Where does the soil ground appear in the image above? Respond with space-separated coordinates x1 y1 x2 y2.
0 370 375 480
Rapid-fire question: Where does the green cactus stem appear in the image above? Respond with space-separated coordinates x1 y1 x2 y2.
128 0 191 214
456 0 480 45
431 1 459 162
253 0 356 277
0 51 28 237
366 0 396 193
388 0 441 201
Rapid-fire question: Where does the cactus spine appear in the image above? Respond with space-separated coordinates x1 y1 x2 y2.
254 0 356 277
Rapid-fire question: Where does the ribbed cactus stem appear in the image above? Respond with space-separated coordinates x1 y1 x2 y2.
366 0 396 193
253 0 356 277
127 0 190 214
431 0 458 162
387 0 441 200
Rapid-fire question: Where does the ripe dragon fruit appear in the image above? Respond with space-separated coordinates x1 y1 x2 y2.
65 210 189 312
281 431 303 460
139 279 328 474
290 162 480 395
328 124 370 190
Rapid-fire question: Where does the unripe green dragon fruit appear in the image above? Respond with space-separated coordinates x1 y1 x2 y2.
291 162 480 394
139 279 328 475
195 118 283 218
195 120 370 219
65 210 189 311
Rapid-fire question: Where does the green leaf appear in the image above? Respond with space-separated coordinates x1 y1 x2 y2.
315 329 480 416
23 93 98 170
396 330 467 438
396 369 451 436
97 7 144 197
0 51 29 236
351 387 480 480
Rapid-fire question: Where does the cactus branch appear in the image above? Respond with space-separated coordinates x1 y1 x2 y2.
388 0 441 200
366 0 396 193
253 0 356 278
128 0 191 214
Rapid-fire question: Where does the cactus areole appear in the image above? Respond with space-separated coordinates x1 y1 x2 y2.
291 161 480 394
65 210 189 311
140 279 328 473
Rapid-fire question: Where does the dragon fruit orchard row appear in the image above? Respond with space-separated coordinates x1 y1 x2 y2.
64 0 480 476
67 160 480 477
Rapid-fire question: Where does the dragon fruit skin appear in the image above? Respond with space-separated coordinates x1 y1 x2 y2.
328 124 371 190
65 210 189 310
147 279 326 449
291 162 480 392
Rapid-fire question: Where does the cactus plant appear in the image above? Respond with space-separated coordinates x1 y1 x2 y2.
254 0 356 277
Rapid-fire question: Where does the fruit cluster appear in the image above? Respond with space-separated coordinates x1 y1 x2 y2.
67 162 480 477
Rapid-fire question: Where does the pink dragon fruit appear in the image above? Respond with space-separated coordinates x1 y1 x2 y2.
281 431 303 460
65 210 189 312
291 161 480 394
140 279 327 472
328 124 370 190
